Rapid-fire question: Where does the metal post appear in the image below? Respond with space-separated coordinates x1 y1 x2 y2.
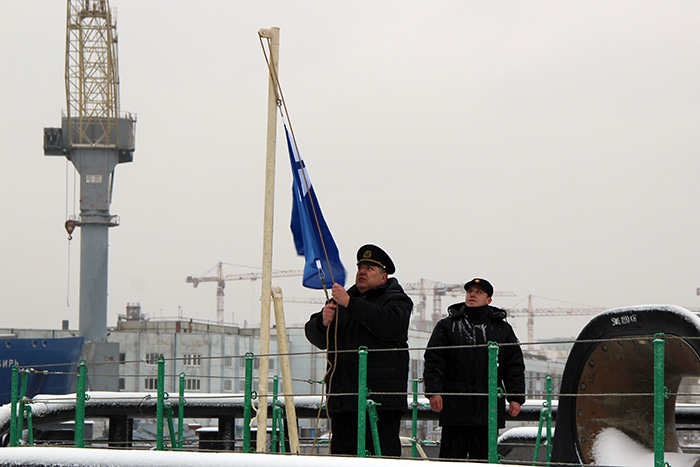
25 406 34 446
410 379 419 458
156 355 165 451
366 400 382 457
653 333 666 467
75 360 87 448
243 352 254 453
487 342 499 464
357 347 369 457
165 404 176 450
271 375 279 453
9 365 18 447
178 372 186 450
16 369 29 444
545 374 553 464
534 408 546 465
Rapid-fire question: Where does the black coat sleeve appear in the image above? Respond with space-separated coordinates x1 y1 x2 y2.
423 321 448 397
501 327 526 405
304 310 328 350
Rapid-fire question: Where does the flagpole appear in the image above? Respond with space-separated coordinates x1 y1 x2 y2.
257 25 280 453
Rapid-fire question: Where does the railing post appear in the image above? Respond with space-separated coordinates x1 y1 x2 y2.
156 355 165 451
24 406 34 446
16 369 29 444
9 365 18 447
366 400 382 457
545 374 553 465
533 374 553 466
243 352 254 453
487 341 500 464
271 375 280 453
357 346 369 458
74 360 87 448
410 379 419 458
164 403 176 450
178 372 186 450
653 333 666 467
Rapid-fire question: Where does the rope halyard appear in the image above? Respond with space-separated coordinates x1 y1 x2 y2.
258 33 337 287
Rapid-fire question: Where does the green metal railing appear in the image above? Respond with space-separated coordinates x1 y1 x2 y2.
242 352 255 453
533 374 553 466
74 360 87 448
653 333 667 467
3 337 675 462
487 341 501 464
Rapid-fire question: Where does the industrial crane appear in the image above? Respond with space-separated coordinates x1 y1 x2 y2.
186 262 302 324
44 0 136 342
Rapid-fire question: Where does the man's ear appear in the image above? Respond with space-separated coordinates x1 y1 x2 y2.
487 297 493 305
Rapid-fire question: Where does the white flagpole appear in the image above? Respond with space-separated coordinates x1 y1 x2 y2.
257 26 280 453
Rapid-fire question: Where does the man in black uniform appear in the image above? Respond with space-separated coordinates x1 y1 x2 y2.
305 244 413 456
423 278 525 460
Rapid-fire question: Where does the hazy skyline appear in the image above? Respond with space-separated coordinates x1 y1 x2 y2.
1 1 699 341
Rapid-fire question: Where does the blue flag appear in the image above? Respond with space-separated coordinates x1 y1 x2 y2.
284 119 346 289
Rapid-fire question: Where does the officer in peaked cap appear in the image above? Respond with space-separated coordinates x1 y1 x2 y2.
463 278 494 297
424 276 525 461
356 244 395 275
304 244 412 457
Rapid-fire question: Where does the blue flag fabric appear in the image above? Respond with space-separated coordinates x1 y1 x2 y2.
284 120 346 289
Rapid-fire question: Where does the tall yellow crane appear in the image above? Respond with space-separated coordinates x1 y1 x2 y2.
186 263 302 324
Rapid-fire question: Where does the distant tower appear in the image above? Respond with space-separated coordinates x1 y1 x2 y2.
44 0 135 342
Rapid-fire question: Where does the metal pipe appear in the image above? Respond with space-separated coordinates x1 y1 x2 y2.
243 352 254 452
487 341 499 464
74 360 87 448
156 356 165 451
653 333 666 467
9 365 18 447
357 346 368 457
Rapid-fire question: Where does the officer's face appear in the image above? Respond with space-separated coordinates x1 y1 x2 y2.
355 262 387 294
465 286 492 307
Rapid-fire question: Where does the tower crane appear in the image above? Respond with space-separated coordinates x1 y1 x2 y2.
505 295 604 343
186 262 302 324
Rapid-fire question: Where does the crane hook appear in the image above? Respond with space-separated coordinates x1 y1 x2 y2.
65 220 77 241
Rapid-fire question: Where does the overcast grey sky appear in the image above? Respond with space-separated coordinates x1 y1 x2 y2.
1 1 699 340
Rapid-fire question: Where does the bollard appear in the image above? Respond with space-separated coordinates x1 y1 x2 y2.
357 347 369 457
487 342 500 464
178 372 186 450
243 352 254 453
156 355 165 451
74 360 87 448
653 333 666 467
9 365 18 447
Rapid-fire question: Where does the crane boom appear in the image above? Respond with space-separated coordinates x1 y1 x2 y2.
185 262 303 324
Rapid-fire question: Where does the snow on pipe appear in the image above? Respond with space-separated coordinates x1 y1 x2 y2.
551 305 700 466
0 446 528 467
